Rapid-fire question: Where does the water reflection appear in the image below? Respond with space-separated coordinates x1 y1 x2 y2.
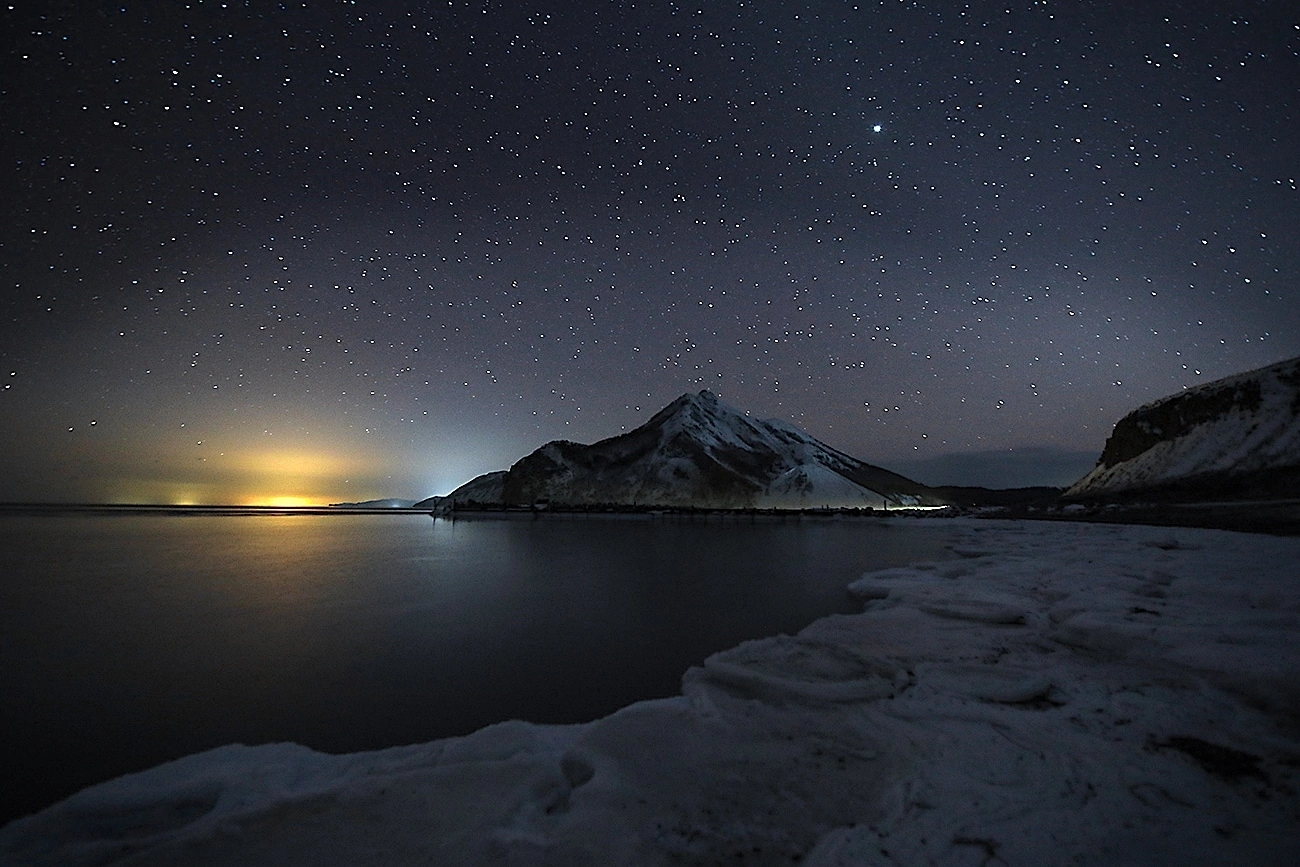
0 512 955 825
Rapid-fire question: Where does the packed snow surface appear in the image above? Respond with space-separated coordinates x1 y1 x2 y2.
4 519 1299 865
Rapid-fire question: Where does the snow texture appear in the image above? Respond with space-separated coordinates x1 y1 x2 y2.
1069 355 1300 496
3 519 1299 866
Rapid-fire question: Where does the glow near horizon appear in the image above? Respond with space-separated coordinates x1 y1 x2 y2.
99 447 411 506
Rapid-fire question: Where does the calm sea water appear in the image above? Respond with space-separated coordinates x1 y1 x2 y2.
0 511 954 824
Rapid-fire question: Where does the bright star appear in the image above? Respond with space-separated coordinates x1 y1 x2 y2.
872 124 882 133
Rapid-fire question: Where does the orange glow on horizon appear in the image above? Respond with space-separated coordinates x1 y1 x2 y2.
102 444 395 506
240 495 321 508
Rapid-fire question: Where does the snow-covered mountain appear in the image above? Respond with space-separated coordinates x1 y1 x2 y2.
1067 355 1300 499
447 390 943 509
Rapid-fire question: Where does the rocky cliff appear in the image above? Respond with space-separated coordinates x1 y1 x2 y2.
1067 356 1300 500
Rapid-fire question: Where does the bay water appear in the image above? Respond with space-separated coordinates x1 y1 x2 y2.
0 511 954 824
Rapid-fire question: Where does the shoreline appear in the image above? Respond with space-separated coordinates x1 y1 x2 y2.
4 518 1297 865
5 498 1298 537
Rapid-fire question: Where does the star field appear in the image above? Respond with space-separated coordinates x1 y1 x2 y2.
2 1 1298 502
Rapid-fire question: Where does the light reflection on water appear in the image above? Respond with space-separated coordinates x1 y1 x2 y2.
0 512 955 824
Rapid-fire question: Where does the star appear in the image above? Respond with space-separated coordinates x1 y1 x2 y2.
0 1 1294 503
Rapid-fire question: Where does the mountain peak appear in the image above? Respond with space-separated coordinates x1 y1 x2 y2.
467 391 942 509
651 389 739 431
666 388 722 411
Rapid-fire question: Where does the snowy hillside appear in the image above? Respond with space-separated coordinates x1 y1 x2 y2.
5 519 1297 865
452 391 942 509
425 470 507 508
1068 355 1300 499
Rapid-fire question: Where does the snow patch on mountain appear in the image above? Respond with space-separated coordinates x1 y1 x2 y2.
766 463 887 508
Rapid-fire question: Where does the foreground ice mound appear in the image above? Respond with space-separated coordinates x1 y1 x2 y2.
4 520 1299 865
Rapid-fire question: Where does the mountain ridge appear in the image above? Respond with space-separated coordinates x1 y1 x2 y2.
438 390 945 510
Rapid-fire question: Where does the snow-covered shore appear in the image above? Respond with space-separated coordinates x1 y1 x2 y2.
3 519 1298 866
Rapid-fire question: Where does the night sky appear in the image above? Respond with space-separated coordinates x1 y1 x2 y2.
3 1 1297 505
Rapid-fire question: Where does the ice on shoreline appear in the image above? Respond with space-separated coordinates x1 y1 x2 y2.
3 519 1298 865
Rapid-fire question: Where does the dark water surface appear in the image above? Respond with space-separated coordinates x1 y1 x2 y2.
0 511 954 824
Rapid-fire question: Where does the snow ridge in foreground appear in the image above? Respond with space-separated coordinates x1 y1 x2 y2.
3 520 1299 865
